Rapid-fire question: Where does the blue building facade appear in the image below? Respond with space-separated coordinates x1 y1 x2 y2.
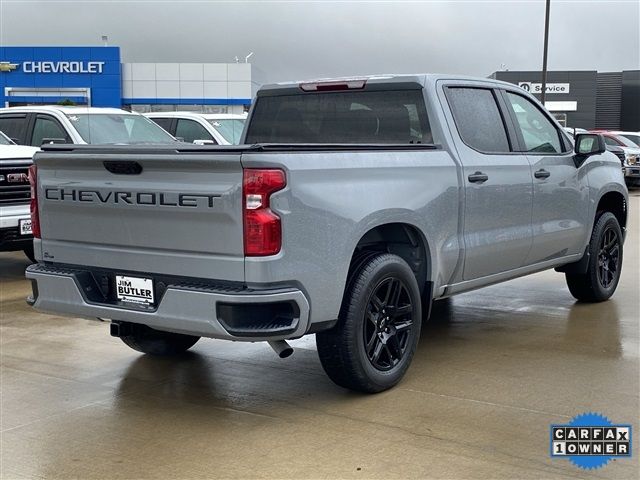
0 46 121 107
0 46 258 114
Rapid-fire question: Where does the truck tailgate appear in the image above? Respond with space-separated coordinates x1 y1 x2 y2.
35 149 245 281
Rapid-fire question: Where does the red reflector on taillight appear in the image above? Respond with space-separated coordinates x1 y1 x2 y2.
300 79 367 92
243 169 286 256
28 164 41 239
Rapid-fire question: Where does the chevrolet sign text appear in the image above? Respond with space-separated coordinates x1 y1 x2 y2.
22 61 106 74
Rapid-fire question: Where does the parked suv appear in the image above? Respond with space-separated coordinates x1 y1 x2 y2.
145 112 247 145
0 106 179 146
26 75 627 393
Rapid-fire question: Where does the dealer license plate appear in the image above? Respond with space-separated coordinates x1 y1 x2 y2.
19 218 32 235
115 275 155 305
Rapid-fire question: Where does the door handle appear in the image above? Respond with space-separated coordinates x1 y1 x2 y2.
468 171 489 183
534 169 551 179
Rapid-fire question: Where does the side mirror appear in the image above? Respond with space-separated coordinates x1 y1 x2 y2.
193 139 215 145
574 133 605 156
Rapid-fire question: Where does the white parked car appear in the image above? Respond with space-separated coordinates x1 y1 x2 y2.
0 106 179 146
145 112 247 145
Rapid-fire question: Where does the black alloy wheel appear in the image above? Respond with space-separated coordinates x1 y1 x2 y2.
364 277 414 371
596 226 620 289
316 253 422 393
565 212 623 302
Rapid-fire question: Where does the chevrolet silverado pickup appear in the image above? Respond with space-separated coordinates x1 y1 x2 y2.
26 75 628 393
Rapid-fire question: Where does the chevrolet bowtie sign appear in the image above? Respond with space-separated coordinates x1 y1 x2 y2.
0 61 105 74
0 62 19 72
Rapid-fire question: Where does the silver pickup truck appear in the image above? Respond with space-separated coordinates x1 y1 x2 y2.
26 75 628 393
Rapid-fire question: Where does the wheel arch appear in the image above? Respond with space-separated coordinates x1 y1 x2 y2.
348 222 432 293
596 190 627 234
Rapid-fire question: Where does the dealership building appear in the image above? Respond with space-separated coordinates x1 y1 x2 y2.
491 70 640 130
0 46 262 114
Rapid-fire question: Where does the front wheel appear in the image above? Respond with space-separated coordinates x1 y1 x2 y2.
316 253 422 393
117 322 200 356
566 212 623 302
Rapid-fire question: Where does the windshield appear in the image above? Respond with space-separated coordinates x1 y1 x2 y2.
0 131 13 145
66 113 177 144
618 134 640 148
207 119 246 144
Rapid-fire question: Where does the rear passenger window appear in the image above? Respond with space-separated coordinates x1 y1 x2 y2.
505 92 563 153
446 87 511 153
175 119 214 144
0 115 28 144
31 115 68 146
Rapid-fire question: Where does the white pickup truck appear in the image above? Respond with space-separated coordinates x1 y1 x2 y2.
0 143 39 261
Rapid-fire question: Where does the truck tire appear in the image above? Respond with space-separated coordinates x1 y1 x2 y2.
316 253 422 393
565 212 623 302
23 245 35 263
118 323 200 356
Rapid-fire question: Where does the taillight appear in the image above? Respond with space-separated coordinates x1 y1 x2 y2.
243 169 286 256
28 164 40 238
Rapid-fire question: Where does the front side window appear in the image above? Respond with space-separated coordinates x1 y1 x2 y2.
446 87 510 153
31 115 68 146
0 115 28 144
175 119 213 143
505 92 563 153
245 90 431 144
66 114 176 144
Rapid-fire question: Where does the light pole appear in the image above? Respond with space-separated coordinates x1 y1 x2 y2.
540 0 551 105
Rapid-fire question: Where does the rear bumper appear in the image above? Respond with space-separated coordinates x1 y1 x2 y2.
25 263 310 341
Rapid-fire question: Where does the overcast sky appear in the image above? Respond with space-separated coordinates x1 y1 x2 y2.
1 0 638 83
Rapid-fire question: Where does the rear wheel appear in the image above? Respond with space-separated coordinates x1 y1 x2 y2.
566 212 623 302
117 322 200 356
316 253 422 393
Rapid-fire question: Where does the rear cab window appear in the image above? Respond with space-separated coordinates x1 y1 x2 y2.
245 89 432 144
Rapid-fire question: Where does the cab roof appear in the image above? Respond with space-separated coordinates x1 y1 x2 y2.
258 73 518 96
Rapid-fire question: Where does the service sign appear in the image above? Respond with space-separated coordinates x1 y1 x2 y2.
519 82 570 94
